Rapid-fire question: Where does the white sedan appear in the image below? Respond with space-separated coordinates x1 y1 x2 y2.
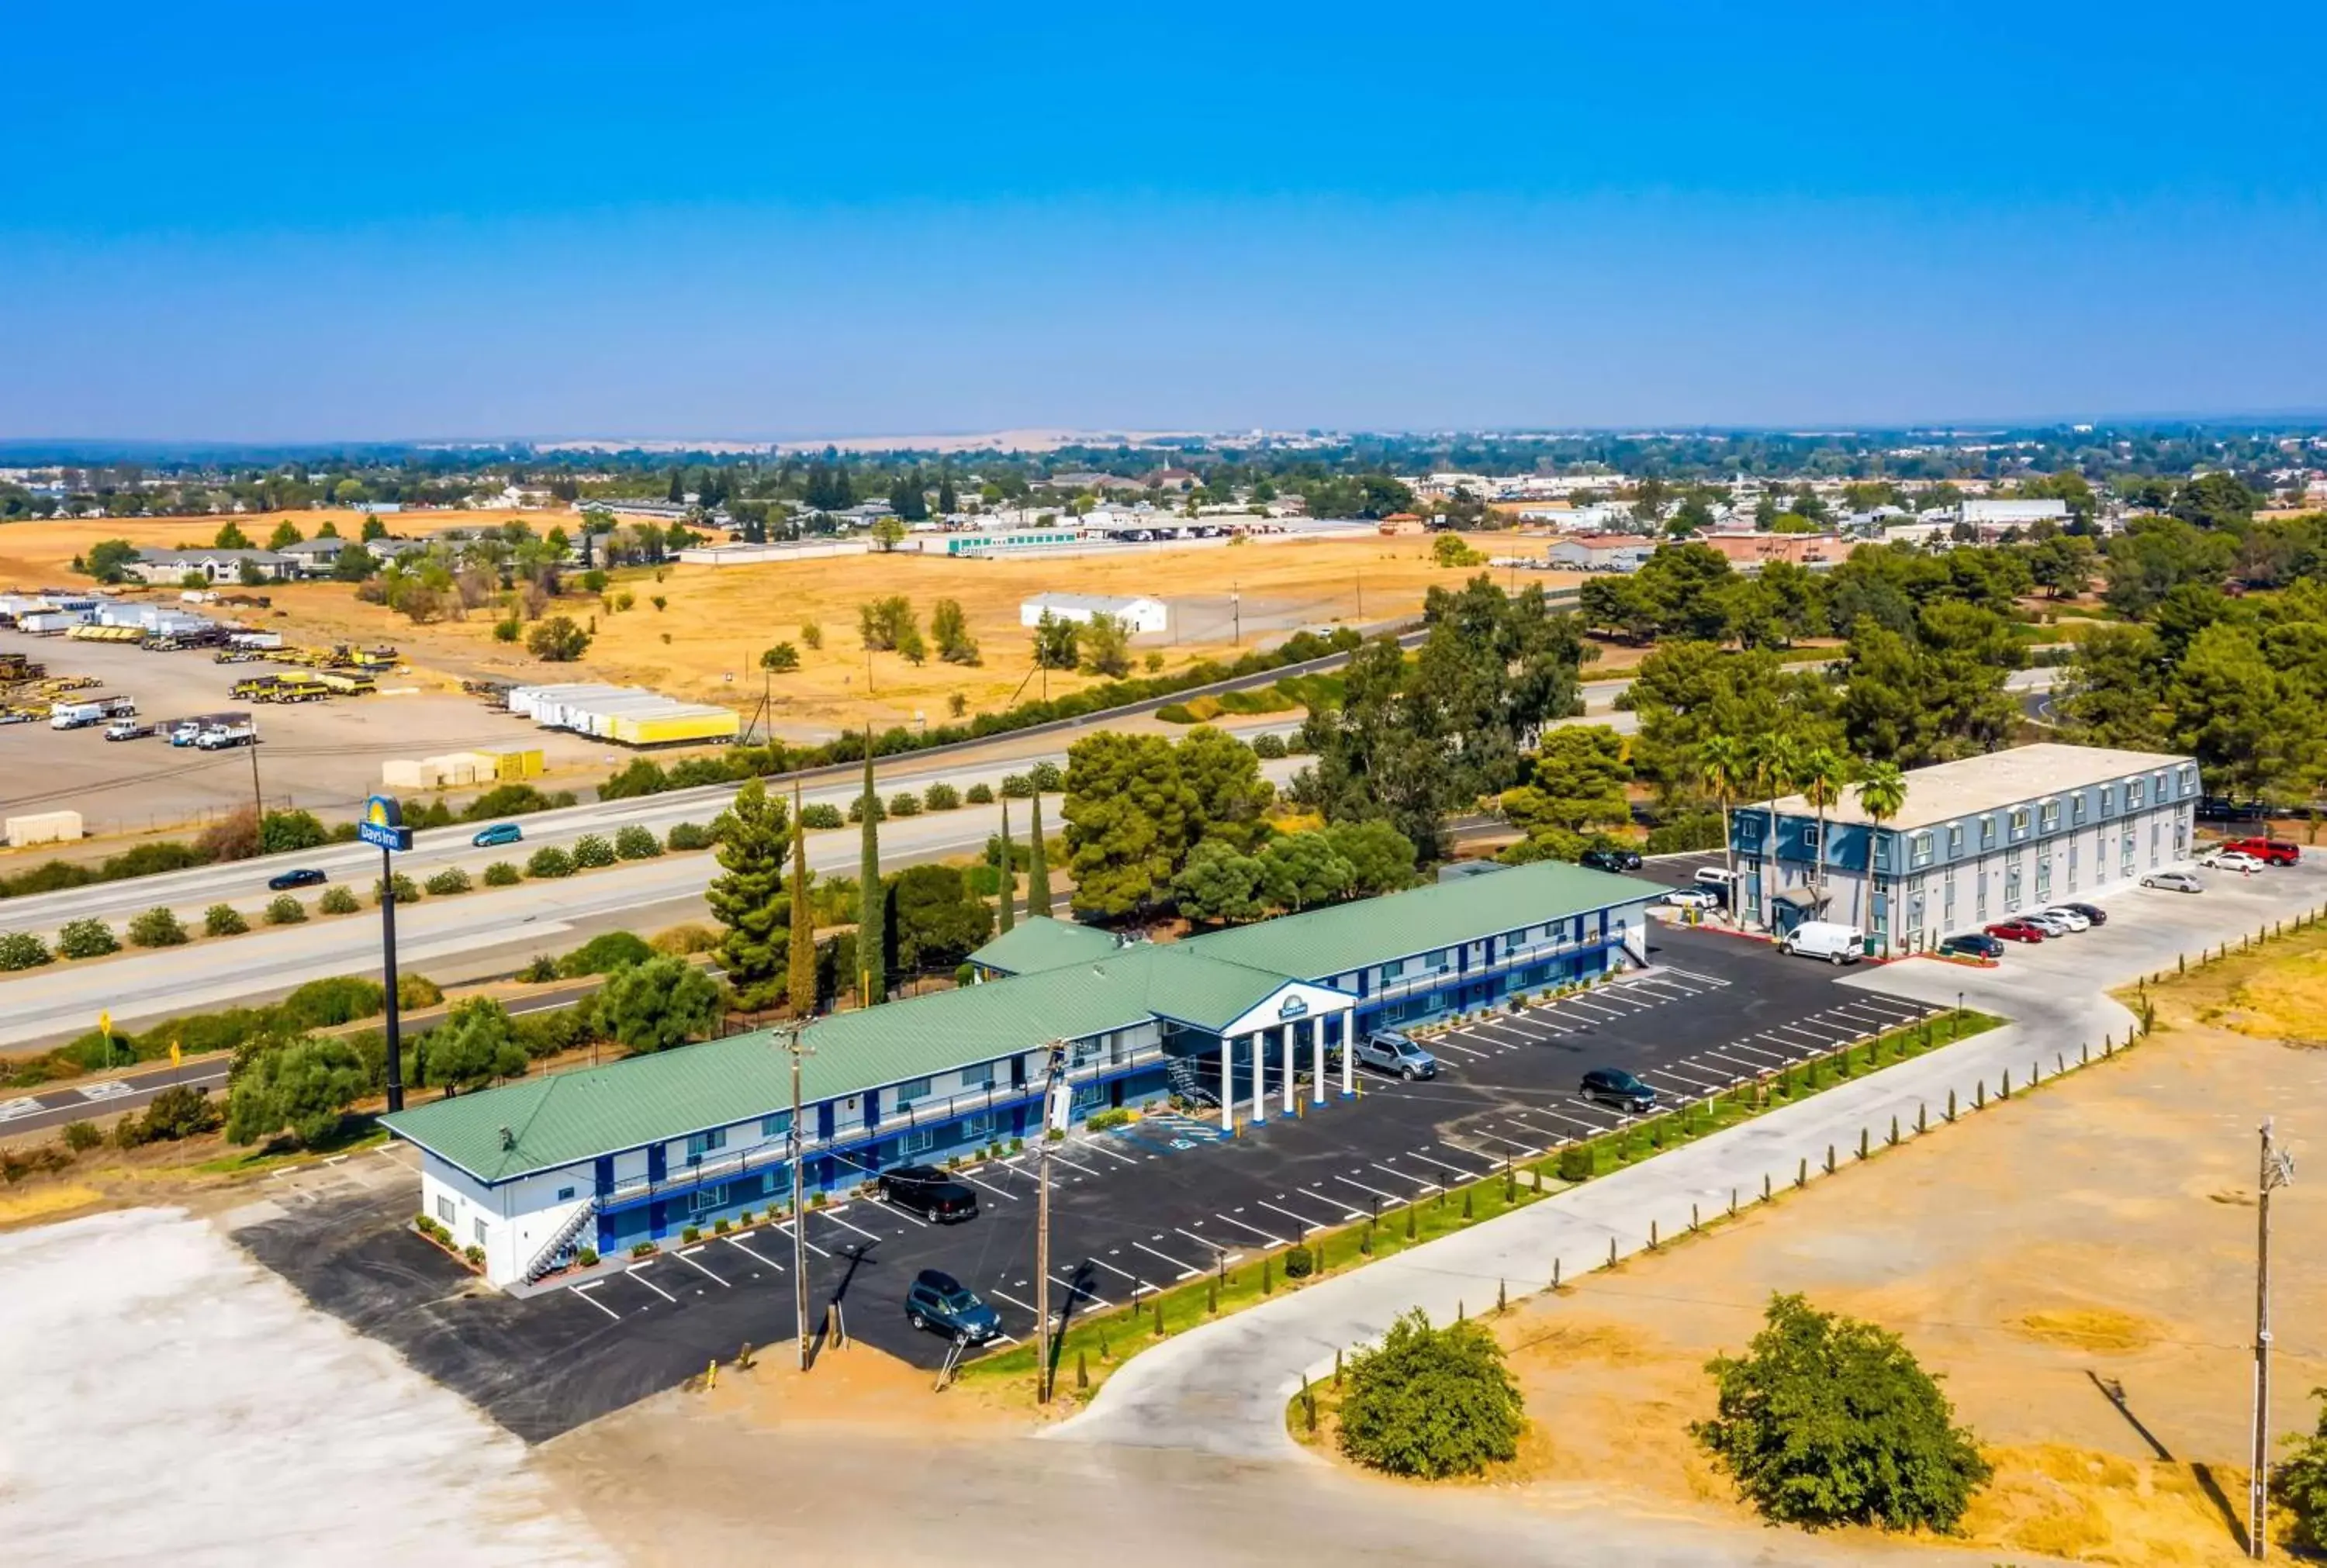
2142 869 2204 893
1663 887 1721 910
2198 849 2263 872
2038 907 2091 931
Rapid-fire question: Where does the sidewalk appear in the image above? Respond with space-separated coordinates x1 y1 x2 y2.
1056 859 2327 1461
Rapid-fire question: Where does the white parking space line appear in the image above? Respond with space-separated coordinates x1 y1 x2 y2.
955 1170 1020 1200
722 1235 783 1272
673 1247 731 1287
1514 1014 1578 1034
1627 975 1706 996
821 1209 885 1245
627 1265 677 1303
1370 1160 1440 1194
1428 1038 1492 1060
1654 965 1733 989
1723 1039 1789 1064
1081 1140 1141 1166
1214 1211 1289 1246
1044 1150 1103 1176
1655 1061 1731 1090
1297 1186 1365 1220
877 1198 932 1228
1409 1147 1491 1179
1468 1129 1539 1158
1504 1115 1571 1146
988 1288 1047 1326
1173 1226 1236 1259
1257 1199 1333 1233
1049 1273 1115 1309
1134 1241 1201 1278
1827 1003 1908 1028
1085 1254 1152 1295
1561 1097 1633 1128
1465 1019 1539 1045
1559 998 1631 1021
1701 1048 1772 1076
572 1282 622 1321
775 1221 833 1259
1516 1105 1602 1136
1333 1172 1405 1205
1589 990 1659 1011
1769 1021 1841 1044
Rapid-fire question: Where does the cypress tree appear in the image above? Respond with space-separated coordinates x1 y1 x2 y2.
995 798 1015 934
787 781 816 1014
858 734 886 1006
705 777 786 1010
1028 789 1052 917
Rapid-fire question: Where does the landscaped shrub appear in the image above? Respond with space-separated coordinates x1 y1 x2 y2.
1555 1144 1596 1182
1085 1107 1134 1131
62 1118 104 1152
681 1224 701 1243
1028 760 1063 792
202 903 249 937
651 923 718 955
371 872 421 907
1338 1309 1525 1478
922 782 961 811
463 1245 485 1269
887 792 922 817
527 846 576 879
520 954 559 983
1283 1244 1315 1279
1154 702 1197 724
128 906 189 948
799 803 843 830
571 833 617 869
1693 1293 1991 1532
397 974 443 1009
483 861 521 886
1251 731 1289 759
57 917 120 959
275 976 386 1028
0 931 54 970
999 773 1032 798
631 1242 655 1259
2278 1388 2327 1552
558 931 652 977
666 821 714 851
965 782 994 804
614 824 662 859
424 867 472 896
847 794 887 824
576 1247 600 1269
318 886 361 915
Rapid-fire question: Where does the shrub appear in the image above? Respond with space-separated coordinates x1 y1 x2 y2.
682 1224 701 1243
1085 1107 1134 1131
62 1119 103 1152
483 860 522 886
1555 1144 1595 1182
0 931 54 970
922 782 960 812
576 1247 600 1269
846 793 887 824
57 918 120 959
558 931 653 977
666 821 714 851
420 867 470 896
1251 731 1289 759
527 614 591 661
614 824 662 859
799 803 843 830
887 792 922 817
1028 760 1063 792
463 1244 486 1268
318 886 361 915
1693 1293 1991 1532
759 641 800 672
1337 1309 1525 1478
1644 811 1727 855
651 923 718 956
2278 1388 2327 1552
372 872 422 907
398 973 443 1009
1284 1244 1315 1280
275 975 386 1029
965 782 994 804
1155 702 1196 724
128 907 189 948
999 773 1032 798
571 833 617 869
202 903 249 937
527 846 576 879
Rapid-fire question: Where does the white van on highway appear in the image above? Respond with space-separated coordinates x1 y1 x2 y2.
1779 920 1864 965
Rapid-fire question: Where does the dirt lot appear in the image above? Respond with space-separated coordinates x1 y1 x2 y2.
1297 933 2327 1564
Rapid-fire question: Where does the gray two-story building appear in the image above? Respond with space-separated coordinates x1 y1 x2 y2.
1730 742 2201 954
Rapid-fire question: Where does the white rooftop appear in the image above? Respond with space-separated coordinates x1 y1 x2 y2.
1765 743 2191 831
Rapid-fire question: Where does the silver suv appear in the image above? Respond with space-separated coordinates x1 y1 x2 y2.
1352 1031 1440 1080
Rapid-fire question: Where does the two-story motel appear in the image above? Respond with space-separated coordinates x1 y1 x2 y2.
1730 741 2201 954
379 858 1659 1287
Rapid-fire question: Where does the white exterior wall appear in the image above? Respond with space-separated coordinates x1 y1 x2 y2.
420 1154 594 1287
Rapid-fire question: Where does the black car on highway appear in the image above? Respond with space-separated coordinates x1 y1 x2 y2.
1579 1067 1658 1114
267 868 328 891
877 1163 979 1222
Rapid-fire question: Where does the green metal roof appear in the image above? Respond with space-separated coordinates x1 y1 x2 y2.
1182 858 1658 979
968 915 1122 976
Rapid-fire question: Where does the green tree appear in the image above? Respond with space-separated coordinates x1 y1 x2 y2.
1170 838 1266 924
1323 818 1418 895
759 642 800 673
1502 724 1630 833
2057 623 2170 749
870 515 908 551
1028 789 1053 918
225 1035 368 1148
788 782 817 1014
266 519 304 551
931 597 980 665
430 996 527 1091
1062 732 1192 917
1693 1293 1990 1532
1079 612 1132 678
2275 1387 2327 1553
2027 533 2096 598
706 778 788 1011
888 864 995 972
2170 623 2317 806
128 906 190 948
596 954 721 1055
1696 733 1748 893
994 797 1015 934
85 538 140 583
1256 831 1355 911
2104 518 2235 619
859 741 886 1005
1031 610 1080 670
214 520 254 549
1336 1308 1526 1479
527 615 592 661
1176 726 1275 852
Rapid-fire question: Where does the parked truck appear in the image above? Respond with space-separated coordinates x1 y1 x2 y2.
50 696 135 730
194 717 257 750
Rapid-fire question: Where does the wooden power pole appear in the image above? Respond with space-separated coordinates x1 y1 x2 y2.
1035 1038 1067 1402
2252 1116 2297 1559
782 1023 815 1371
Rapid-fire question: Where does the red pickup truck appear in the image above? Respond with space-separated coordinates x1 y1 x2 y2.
2224 837 2301 866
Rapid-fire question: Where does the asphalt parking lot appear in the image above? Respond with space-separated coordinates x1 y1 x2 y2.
240 924 1945 1442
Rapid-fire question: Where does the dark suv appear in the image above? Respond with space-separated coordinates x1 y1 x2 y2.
1579 847 1643 872
1579 1067 1658 1113
905 1269 1001 1342
877 1163 979 1222
268 867 327 891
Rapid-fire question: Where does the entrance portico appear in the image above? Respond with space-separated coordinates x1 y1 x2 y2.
1208 979 1357 1135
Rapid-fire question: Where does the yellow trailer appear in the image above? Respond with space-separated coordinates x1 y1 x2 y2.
609 709 739 746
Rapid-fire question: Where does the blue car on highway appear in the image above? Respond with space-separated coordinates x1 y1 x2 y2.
472 822 524 848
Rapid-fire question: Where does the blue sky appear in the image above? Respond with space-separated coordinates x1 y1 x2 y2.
5 2 2322 441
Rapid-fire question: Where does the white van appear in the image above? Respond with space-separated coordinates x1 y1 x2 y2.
1779 920 1864 965
1693 866 1742 904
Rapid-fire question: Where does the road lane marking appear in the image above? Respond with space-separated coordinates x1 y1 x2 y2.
76 1080 133 1101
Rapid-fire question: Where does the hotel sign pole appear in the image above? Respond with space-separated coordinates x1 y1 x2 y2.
358 796 415 1112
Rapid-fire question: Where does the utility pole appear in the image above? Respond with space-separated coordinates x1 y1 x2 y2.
1035 1037 1067 1403
2252 1116 2297 1559
247 720 265 822
782 1023 816 1371
1232 582 1240 648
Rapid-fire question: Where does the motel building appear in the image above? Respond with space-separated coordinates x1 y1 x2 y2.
379 861 1658 1288
1727 742 2202 955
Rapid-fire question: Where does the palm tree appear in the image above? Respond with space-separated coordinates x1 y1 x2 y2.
1696 734 1748 902
1797 745 1849 910
1743 732 1802 928
1852 761 1908 943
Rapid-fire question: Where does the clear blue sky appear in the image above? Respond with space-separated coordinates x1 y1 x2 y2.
6 2 2322 442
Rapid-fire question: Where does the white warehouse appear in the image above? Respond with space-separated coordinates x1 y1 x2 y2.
1018 592 1169 635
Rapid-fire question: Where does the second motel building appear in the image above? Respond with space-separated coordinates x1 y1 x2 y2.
382 859 1658 1287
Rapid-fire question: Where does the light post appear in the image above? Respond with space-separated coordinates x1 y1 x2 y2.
358 796 414 1112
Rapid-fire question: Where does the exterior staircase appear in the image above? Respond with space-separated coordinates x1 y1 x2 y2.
1166 1054 1219 1108
523 1198 597 1283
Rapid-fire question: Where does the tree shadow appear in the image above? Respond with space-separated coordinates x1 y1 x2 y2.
2088 1372 2249 1553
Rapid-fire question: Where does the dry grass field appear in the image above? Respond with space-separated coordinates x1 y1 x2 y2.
3 515 1568 737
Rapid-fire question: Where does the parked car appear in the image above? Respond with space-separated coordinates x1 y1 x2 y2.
2224 837 2301 865
1693 866 1742 905
904 1269 1001 1342
2054 901 2109 926
2021 911 2076 936
1778 920 1864 965
1937 932 2004 961
877 1164 979 1223
267 868 328 892
472 822 524 848
1664 886 1720 911
2142 869 2204 893
1579 847 1642 873
2037 907 2091 931
2198 848 2263 873
1579 1067 1658 1114
1985 918 2048 943
1353 1031 1439 1081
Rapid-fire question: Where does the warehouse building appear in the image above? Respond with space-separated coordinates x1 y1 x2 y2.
1018 592 1170 634
1729 742 2201 954
380 858 1658 1287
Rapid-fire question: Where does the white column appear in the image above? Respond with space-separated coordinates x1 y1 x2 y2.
1281 1027 1296 1117
1310 1021 1326 1105
1340 1007 1356 1096
1219 1035 1235 1135
1249 1034 1266 1123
